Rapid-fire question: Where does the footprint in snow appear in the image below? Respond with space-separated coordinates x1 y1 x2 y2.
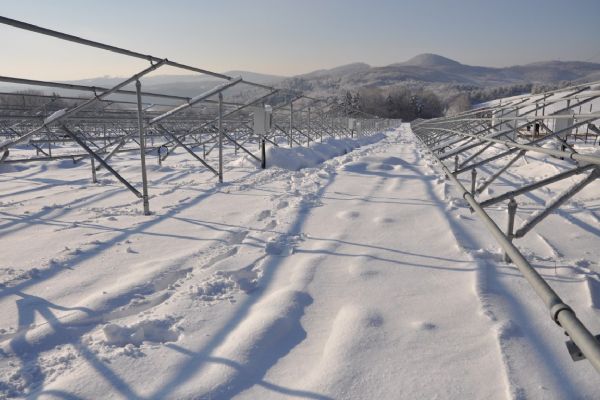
257 210 271 221
348 256 380 279
584 277 600 309
336 210 360 220
276 200 289 210
375 163 395 171
264 220 278 230
265 240 294 256
373 216 395 224
348 263 380 280
227 230 249 245
411 321 437 331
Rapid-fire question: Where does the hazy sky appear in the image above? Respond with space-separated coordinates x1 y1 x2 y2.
2 0 599 81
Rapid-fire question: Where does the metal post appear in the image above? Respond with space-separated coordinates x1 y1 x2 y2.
218 92 224 183
308 107 311 147
320 124 323 143
561 100 570 156
504 198 517 263
454 155 459 172
261 137 266 169
586 103 592 143
91 157 97 183
234 130 238 155
471 168 477 195
289 101 293 148
259 105 267 169
135 80 150 215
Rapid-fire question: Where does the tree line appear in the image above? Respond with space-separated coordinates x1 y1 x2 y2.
334 80 574 120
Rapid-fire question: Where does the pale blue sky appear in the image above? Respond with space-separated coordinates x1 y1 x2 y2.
1 0 599 80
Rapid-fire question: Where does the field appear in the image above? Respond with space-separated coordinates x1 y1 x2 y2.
1 122 599 398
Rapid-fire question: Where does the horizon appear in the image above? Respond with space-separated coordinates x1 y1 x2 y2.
2 0 599 81
8 52 600 83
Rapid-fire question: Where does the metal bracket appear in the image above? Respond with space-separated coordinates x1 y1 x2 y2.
566 335 600 361
1 149 10 162
550 302 572 326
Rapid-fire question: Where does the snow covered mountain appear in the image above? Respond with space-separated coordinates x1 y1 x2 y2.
3 54 598 98
284 54 600 94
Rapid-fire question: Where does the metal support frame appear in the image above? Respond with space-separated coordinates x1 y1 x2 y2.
414 129 600 374
412 81 600 372
504 198 517 263
61 125 142 198
218 92 224 183
136 80 150 215
475 150 525 195
479 164 595 208
0 15 400 214
0 60 168 153
514 168 599 238
289 101 294 147
471 168 477 195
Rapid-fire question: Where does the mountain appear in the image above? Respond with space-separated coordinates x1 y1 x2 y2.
59 70 284 88
0 70 286 103
301 63 371 78
135 71 285 99
276 54 600 99
396 53 462 67
3 54 600 101
332 54 600 87
501 61 600 82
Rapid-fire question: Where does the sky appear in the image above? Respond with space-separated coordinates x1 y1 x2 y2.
1 0 600 81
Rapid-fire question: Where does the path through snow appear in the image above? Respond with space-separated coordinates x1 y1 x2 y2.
233 127 507 399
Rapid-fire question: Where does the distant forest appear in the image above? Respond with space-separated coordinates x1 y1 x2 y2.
335 81 573 121
1 80 575 123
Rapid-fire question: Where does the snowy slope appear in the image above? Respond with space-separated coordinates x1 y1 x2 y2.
1 126 599 399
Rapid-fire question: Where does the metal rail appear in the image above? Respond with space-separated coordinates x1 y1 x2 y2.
412 81 600 372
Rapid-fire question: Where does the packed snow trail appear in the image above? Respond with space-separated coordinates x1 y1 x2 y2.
229 127 508 399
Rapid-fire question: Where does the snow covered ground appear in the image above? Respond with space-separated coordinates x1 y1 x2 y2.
1 125 599 399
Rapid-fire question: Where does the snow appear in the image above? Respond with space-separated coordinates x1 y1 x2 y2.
42 109 67 126
256 134 385 171
0 125 599 398
102 318 181 347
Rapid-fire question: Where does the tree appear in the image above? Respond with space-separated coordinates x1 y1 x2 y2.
344 91 354 115
445 93 471 116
